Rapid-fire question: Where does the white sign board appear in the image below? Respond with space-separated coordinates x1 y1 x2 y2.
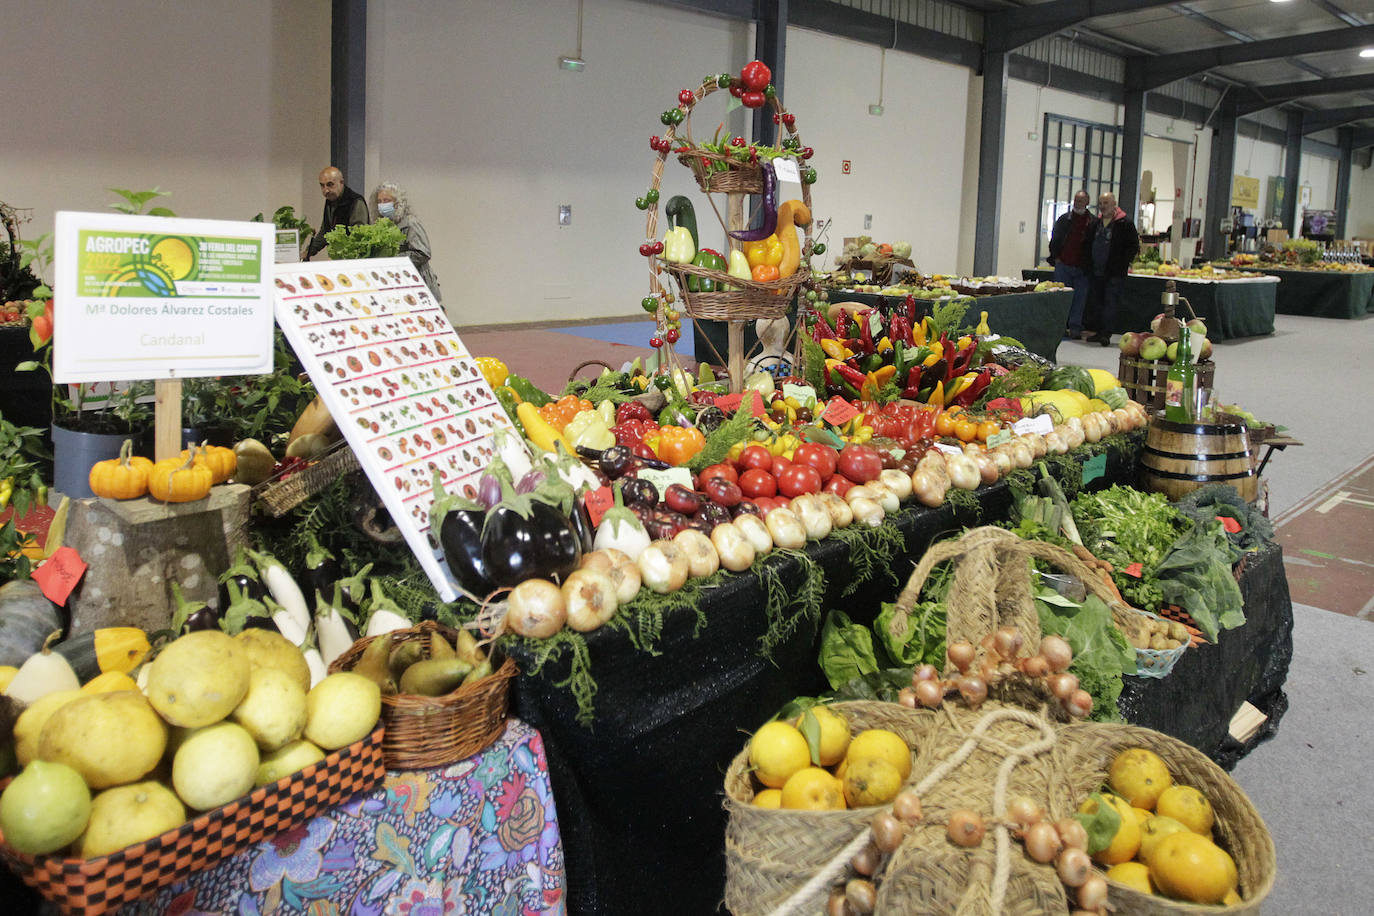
52 212 275 383
274 229 300 264
273 258 525 602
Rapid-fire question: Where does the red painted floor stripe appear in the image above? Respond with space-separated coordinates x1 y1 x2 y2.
1273 451 1374 617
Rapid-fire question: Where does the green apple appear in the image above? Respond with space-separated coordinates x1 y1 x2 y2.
1139 336 1168 361
1165 341 1180 362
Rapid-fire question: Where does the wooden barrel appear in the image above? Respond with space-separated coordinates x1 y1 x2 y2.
1141 414 1258 502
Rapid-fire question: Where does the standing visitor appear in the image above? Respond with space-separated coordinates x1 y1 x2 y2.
1086 192 1140 346
1047 190 1097 340
372 182 443 305
307 166 370 259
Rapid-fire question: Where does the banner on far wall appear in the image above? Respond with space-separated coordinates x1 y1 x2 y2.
1230 175 1260 210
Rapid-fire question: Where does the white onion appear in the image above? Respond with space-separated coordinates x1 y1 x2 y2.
710 522 757 572
1008 440 1034 468
1082 412 1104 443
916 452 950 486
967 448 999 485
944 452 981 491
638 540 690 594
988 448 1013 475
866 481 901 514
1044 430 1068 455
1022 433 1048 458
844 484 880 505
910 469 946 508
561 569 619 632
1063 424 1086 450
765 506 807 549
604 554 642 604
506 579 568 638
673 528 720 579
878 468 913 501
817 492 854 528
733 513 774 555
790 494 834 540
849 496 885 527
1103 409 1121 434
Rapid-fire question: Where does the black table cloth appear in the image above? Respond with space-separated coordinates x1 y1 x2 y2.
1231 266 1374 319
508 437 1291 915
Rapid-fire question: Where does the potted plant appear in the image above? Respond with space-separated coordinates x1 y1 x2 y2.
324 218 404 259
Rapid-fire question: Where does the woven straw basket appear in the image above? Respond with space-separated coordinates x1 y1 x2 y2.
722 527 1275 915
328 621 515 770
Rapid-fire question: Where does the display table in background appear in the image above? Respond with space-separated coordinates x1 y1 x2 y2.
821 288 1072 362
1022 270 1278 339
509 437 1291 916
1230 266 1374 319
6 719 565 915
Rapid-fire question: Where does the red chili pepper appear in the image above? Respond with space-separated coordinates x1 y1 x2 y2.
902 366 924 400
811 316 837 341
889 314 910 348
950 369 993 407
857 309 875 355
905 294 918 325
833 361 867 391
835 310 850 339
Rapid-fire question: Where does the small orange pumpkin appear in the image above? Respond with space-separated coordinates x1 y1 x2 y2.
148 453 213 503
181 440 237 485
89 439 152 500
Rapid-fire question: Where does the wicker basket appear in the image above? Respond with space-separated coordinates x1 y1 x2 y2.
328 621 515 770
1056 721 1276 915
676 148 769 194
1117 355 1216 412
656 259 808 321
1123 605 1190 679
252 443 359 517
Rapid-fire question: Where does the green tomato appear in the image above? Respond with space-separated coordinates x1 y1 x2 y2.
802 168 818 184
645 189 660 204
641 296 659 313
812 242 826 255
635 197 649 210
717 73 732 87
763 85 776 99
661 110 676 126
806 290 819 302
669 108 685 124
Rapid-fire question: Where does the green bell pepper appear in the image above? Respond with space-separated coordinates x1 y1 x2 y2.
688 247 727 292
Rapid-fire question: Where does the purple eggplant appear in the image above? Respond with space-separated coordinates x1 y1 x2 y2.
515 467 547 496
480 497 582 587
728 162 778 242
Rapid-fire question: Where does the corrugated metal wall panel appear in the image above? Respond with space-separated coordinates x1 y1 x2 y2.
827 0 980 42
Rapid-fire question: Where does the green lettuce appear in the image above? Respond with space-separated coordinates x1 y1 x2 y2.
1155 519 1246 642
1035 587 1136 722
818 609 880 690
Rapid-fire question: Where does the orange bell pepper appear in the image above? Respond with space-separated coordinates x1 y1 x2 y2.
751 263 780 283
657 425 706 466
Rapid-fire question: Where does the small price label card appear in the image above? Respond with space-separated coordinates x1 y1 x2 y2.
868 311 883 338
1123 562 1144 579
934 442 963 455
782 383 817 407
772 158 801 184
715 391 768 419
1081 453 1107 485
986 429 1013 448
1013 415 1054 436
584 485 615 528
32 546 87 606
1217 515 1243 534
637 466 695 496
822 397 860 426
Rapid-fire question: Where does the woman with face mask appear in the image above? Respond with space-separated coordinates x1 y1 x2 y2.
372 182 443 304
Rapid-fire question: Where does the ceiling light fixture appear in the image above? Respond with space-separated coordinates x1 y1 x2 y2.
1361 48 1374 58
559 0 586 71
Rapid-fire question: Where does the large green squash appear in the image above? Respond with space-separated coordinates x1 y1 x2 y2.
0 580 63 668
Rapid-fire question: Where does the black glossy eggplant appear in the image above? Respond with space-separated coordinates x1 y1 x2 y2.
298 536 342 602
170 581 221 634
569 497 596 554
480 498 582 587
440 507 495 597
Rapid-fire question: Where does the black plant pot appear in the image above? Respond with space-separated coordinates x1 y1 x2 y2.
52 422 139 499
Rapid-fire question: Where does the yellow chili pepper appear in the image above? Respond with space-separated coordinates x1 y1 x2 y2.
819 339 853 361
928 380 946 408
922 340 945 367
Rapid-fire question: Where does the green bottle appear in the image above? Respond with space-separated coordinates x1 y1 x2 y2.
1164 327 1195 422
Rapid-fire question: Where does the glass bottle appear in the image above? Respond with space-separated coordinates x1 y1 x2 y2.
1164 327 1196 423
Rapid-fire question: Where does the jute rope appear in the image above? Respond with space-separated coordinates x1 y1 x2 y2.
762 707 1058 916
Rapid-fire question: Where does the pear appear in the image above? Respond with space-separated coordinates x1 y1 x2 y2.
352 633 397 695
428 631 456 662
398 657 472 697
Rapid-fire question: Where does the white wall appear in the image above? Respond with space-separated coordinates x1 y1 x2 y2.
1 0 329 247
1347 159 1374 239
1298 155 1339 213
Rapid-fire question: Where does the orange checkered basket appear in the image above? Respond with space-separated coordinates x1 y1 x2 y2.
0 724 385 916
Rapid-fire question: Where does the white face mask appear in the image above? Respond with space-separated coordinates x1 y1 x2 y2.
377 201 396 218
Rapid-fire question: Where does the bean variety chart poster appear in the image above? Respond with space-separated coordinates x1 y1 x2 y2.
273 257 521 602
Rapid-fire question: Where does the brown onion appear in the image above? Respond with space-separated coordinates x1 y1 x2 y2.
893 790 924 824
897 686 918 709
1056 846 1092 887
912 663 939 684
1056 818 1089 850
1077 875 1108 910
1047 672 1080 700
915 679 944 708
947 809 986 847
871 811 906 854
850 842 880 877
958 676 988 708
947 641 976 673
994 626 1024 658
1023 821 1062 863
1064 689 1094 718
1005 796 1043 836
826 887 851 916
845 879 877 914
1020 654 1050 678
1039 635 1073 673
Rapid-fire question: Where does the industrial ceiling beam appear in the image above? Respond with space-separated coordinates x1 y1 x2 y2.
1354 127 1374 150
1129 24 1374 92
1234 72 1374 117
984 0 1177 54
1300 104 1374 135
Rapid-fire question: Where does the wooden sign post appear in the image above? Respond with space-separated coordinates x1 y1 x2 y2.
154 378 183 463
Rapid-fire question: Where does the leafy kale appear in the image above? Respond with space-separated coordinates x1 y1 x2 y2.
1155 519 1246 642
1035 587 1135 722
1173 483 1274 561
1072 486 1188 611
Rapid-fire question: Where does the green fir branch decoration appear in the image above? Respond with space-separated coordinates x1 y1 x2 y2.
944 486 982 519
758 549 825 657
504 629 599 727
829 519 906 596
688 408 755 472
801 338 828 394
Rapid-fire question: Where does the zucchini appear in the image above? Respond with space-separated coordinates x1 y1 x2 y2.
506 375 551 407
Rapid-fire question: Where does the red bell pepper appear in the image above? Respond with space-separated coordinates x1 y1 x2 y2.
888 314 911 347
811 315 837 341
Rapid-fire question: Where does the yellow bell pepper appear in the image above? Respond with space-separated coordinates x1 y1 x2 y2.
913 318 928 347
744 235 783 269
859 365 897 401
876 336 893 355
475 356 509 390
820 339 853 361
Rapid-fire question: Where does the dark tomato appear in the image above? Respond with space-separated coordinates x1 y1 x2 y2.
660 511 691 536
739 468 778 499
837 444 883 484
733 501 763 518
703 476 743 508
752 496 778 516
777 463 823 498
792 442 838 480
737 444 773 473
664 484 703 515
599 445 635 479
621 477 660 508
823 475 855 498
880 448 902 470
699 463 738 486
632 442 659 462
697 502 733 528
684 516 714 535
897 454 921 475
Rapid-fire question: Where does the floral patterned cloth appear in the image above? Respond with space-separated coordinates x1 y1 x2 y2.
119 719 564 915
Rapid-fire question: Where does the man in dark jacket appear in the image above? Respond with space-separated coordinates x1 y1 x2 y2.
306 166 370 258
1086 192 1140 346
1046 190 1096 339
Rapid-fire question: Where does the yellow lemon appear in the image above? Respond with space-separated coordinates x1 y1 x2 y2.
1138 815 1191 865
1108 747 1173 810
1131 806 1153 828
795 706 851 767
1149 831 1237 904
832 758 848 782
842 756 902 808
752 788 782 808
748 721 811 789
1223 888 1242 905
845 729 911 781
1106 861 1155 895
1079 793 1140 865
780 766 845 810
1155 785 1214 835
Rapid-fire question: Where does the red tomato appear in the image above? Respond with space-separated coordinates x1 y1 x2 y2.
703 476 743 508
823 475 854 498
739 468 778 499
777 463 822 498
31 313 52 343
699 463 738 486
752 496 778 515
792 442 838 481
664 484 702 515
837 444 883 484
770 455 793 477
737 444 773 473
740 59 772 91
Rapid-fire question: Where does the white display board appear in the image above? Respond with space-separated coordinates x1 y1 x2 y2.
273 258 521 602
52 212 276 383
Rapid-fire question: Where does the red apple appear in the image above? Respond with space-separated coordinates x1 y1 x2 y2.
1118 331 1144 358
